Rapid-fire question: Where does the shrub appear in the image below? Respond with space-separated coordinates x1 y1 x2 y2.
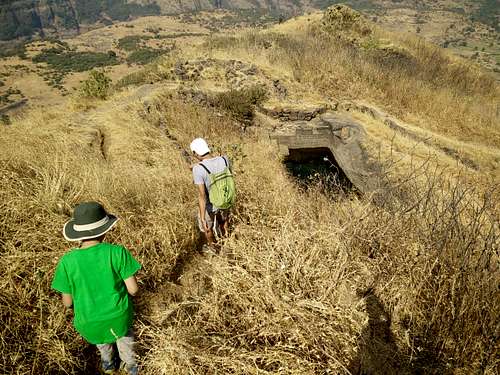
0 42 27 59
79 70 112 99
321 4 371 35
0 113 10 125
347 167 500 371
32 50 119 72
212 85 268 123
117 35 150 51
126 49 166 65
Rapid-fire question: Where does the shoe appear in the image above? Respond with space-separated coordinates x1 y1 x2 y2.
201 244 216 255
101 360 116 374
123 363 139 375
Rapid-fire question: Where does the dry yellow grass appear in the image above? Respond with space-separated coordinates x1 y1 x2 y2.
1 88 498 374
204 14 499 147
1 6 499 375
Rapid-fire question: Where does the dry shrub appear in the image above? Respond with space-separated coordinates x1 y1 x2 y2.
80 70 112 99
321 4 372 36
141 141 367 374
0 102 196 373
343 164 499 372
211 85 268 124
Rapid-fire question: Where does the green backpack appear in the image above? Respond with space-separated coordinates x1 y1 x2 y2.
199 157 236 209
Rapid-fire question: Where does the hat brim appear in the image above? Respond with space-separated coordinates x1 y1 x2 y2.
63 216 119 241
192 147 210 156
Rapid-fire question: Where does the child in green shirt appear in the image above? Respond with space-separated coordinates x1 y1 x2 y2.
52 202 141 375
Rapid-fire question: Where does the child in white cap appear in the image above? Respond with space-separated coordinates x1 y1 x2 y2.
190 138 235 246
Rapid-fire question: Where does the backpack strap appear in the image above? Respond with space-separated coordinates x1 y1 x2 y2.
199 162 211 174
200 157 227 173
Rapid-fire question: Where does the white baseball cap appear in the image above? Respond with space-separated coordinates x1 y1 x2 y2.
190 138 210 156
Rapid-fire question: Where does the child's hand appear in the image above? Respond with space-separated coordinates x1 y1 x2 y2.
124 276 139 296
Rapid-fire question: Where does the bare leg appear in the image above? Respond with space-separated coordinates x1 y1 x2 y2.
222 218 230 237
205 228 216 245
218 211 230 238
198 211 216 245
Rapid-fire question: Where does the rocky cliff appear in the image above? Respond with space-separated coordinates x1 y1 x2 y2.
0 0 304 41
0 0 79 40
0 0 162 41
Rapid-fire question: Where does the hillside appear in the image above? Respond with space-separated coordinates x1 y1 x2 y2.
0 0 292 41
1 5 499 375
347 0 500 76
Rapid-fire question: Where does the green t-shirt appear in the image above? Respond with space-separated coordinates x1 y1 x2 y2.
51 243 141 344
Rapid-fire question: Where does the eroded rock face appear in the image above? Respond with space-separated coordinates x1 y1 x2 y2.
0 0 299 41
259 104 330 122
0 0 163 41
0 0 79 40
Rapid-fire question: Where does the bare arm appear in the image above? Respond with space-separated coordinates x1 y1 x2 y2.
197 184 209 231
124 276 139 296
62 293 73 308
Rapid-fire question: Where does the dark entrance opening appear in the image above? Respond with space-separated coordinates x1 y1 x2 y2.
284 147 353 193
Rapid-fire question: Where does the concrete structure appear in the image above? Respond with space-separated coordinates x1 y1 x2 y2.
271 112 379 194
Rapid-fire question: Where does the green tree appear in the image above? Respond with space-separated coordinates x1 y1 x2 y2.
80 70 112 99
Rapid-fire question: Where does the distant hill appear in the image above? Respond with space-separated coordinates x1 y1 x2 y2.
0 0 309 41
1 0 498 41
0 0 161 40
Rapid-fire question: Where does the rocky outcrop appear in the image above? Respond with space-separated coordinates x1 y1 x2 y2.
258 104 331 121
0 0 299 41
0 0 79 40
0 0 162 41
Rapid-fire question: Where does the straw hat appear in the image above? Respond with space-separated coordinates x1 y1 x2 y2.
63 202 119 241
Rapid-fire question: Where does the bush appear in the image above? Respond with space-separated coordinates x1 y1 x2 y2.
33 49 119 72
117 35 150 51
349 168 500 371
321 4 371 35
115 70 150 89
79 70 112 99
0 42 27 59
0 114 10 125
212 85 268 123
126 49 166 65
